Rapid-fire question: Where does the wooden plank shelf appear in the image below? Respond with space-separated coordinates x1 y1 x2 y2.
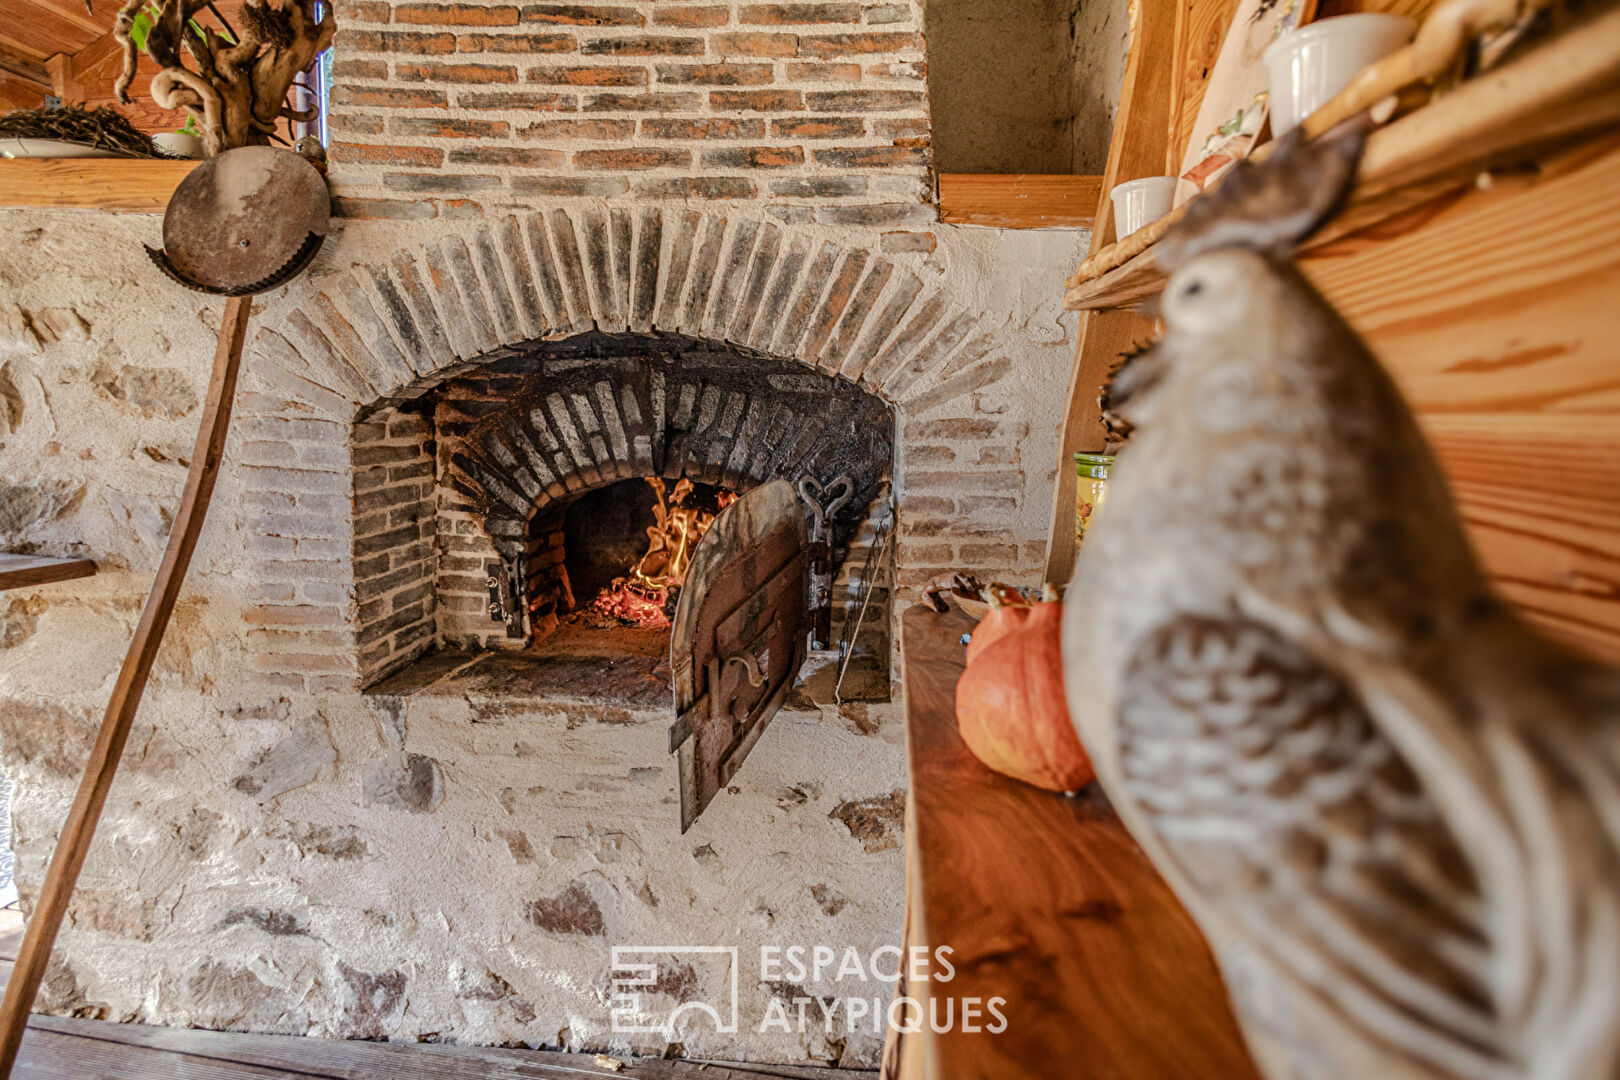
0 157 199 213
0 554 96 592
938 174 1102 229
1062 8 1620 311
885 602 1260 1080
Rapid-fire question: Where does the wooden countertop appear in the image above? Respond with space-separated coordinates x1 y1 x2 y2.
891 601 1260 1079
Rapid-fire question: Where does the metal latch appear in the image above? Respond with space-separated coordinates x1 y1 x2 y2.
796 473 854 650
485 556 527 639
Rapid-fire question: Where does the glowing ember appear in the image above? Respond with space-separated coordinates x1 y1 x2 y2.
591 478 737 628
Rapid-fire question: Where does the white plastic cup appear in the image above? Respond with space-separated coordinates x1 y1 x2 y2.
1110 176 1180 239
1263 14 1415 135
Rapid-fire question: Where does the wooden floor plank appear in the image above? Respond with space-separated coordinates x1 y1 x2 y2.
19 1014 867 1079
16 1026 316 1079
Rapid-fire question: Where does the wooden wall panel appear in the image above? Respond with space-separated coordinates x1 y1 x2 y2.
1302 134 1620 662
5 0 99 66
52 35 184 136
1167 0 1234 175
1046 0 1180 581
0 0 234 135
0 70 47 112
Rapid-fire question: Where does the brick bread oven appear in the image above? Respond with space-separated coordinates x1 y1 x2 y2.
426 334 890 654
244 205 1033 698
348 328 897 790
0 0 1097 1066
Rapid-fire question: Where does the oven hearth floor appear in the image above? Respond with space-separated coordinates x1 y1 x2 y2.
367 622 672 708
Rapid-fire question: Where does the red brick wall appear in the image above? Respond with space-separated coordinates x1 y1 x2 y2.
326 1 934 227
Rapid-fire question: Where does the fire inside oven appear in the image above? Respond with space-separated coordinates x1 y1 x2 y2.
563 477 736 631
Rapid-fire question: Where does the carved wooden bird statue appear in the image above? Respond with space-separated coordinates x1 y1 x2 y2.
1063 125 1620 1080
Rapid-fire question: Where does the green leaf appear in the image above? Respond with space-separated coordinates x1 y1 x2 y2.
129 10 153 53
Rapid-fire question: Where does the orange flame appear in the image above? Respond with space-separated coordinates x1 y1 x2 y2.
591 479 737 628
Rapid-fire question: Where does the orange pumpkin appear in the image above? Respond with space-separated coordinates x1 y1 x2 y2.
956 597 1095 793
964 593 1038 666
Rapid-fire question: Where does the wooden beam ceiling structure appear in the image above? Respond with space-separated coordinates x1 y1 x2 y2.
0 0 242 131
1 0 106 108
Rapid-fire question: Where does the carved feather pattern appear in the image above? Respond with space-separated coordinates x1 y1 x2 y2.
1117 615 1509 1077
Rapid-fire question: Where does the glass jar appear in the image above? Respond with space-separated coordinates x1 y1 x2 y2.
1074 453 1114 552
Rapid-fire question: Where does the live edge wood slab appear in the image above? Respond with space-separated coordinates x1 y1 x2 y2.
0 158 200 213
887 602 1260 1080
937 174 1102 229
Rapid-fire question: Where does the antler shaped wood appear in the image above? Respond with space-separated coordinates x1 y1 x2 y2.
113 0 334 156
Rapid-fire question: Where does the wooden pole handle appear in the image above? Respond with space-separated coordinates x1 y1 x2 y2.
0 295 254 1076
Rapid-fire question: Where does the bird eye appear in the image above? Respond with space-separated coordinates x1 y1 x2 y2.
1183 279 1203 297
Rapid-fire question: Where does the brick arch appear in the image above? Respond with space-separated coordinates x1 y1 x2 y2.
237 208 1015 691
248 207 1000 421
437 336 895 565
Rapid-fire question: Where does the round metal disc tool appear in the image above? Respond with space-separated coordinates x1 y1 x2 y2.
150 145 330 295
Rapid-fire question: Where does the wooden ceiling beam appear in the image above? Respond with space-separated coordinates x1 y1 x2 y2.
0 43 52 88
17 0 106 39
1 2 100 67
0 70 50 111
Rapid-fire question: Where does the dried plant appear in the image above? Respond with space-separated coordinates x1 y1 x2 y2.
113 0 334 156
0 104 159 157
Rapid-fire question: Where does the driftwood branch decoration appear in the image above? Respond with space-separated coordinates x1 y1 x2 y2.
113 0 334 156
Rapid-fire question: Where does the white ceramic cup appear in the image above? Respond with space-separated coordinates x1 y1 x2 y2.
153 132 205 159
1263 14 1415 135
1110 176 1180 239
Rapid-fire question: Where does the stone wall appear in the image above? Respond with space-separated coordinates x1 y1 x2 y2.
923 0 1131 174
924 0 1081 173
1070 0 1131 173
0 209 1085 1064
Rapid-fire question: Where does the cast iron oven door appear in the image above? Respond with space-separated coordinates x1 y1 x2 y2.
669 479 810 832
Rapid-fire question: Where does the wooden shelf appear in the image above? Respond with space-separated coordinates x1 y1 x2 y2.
0 157 199 212
0 554 96 591
938 174 1102 229
886 602 1259 1080
1063 9 1620 310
